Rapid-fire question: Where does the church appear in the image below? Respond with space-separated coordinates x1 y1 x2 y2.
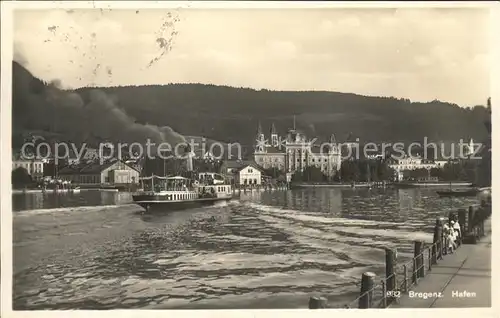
253 119 342 178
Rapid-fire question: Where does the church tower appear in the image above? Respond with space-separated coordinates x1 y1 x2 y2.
270 123 278 147
463 137 475 157
468 138 475 156
328 134 337 153
255 121 266 153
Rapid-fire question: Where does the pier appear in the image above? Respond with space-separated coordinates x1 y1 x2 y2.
307 204 492 309
291 181 388 189
232 183 289 194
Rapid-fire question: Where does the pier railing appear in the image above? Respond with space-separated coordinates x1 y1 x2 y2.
233 183 289 191
308 204 491 309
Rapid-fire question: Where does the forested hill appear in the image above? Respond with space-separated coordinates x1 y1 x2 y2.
12 61 490 149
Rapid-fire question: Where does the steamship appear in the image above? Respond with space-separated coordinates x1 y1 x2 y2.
132 148 232 212
132 173 233 212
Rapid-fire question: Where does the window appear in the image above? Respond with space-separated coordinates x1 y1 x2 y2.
248 168 253 173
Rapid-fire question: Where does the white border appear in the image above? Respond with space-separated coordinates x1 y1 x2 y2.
1 1 499 318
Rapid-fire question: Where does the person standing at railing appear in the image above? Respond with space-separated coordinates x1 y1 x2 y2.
446 227 456 253
442 223 450 254
451 220 462 246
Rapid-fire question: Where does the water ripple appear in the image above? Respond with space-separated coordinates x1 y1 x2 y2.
13 188 479 309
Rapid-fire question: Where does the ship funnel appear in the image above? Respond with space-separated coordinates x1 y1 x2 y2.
185 145 195 172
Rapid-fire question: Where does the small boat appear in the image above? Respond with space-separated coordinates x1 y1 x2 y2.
69 186 81 193
436 188 480 197
133 174 233 212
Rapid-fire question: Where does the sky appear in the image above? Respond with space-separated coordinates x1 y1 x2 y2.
13 6 491 107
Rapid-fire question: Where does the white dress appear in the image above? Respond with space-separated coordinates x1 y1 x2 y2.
447 232 456 250
453 222 461 237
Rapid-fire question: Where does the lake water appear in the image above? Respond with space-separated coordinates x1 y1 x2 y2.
12 188 479 309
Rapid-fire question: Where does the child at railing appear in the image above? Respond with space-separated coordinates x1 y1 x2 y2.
445 227 456 254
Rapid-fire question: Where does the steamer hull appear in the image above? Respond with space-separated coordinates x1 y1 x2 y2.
132 174 233 212
133 193 233 211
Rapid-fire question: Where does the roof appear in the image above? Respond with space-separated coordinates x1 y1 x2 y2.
168 176 188 180
222 160 264 173
286 129 307 143
234 162 264 173
257 121 263 135
79 160 118 174
58 159 140 175
58 164 82 175
271 122 277 134
12 152 45 162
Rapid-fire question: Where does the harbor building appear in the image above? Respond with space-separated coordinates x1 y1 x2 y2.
219 160 262 185
234 164 263 186
58 159 140 185
253 120 341 177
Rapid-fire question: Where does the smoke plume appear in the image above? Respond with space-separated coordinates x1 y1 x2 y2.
13 64 186 150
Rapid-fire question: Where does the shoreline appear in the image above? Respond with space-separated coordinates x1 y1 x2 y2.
12 188 119 194
292 182 473 189
291 182 384 188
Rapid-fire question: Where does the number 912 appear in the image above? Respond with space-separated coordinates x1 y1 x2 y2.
386 291 401 298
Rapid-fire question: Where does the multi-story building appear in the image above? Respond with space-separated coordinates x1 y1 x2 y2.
12 155 46 181
253 121 341 177
388 155 451 181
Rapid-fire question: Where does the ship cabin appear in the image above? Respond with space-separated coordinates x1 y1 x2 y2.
198 172 226 185
138 175 198 201
138 174 232 201
197 183 233 199
197 172 232 198
140 175 196 192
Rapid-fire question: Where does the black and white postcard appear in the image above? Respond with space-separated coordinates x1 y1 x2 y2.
1 1 498 318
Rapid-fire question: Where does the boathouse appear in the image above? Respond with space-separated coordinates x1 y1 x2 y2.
58 159 140 185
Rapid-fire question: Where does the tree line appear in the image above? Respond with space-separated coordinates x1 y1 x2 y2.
13 61 490 152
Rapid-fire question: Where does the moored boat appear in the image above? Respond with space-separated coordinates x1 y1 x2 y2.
69 186 81 193
132 174 233 212
394 181 472 188
436 188 480 197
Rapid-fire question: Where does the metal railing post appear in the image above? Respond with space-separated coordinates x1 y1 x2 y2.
403 264 407 292
381 280 387 308
412 258 418 285
437 240 441 260
428 247 432 271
